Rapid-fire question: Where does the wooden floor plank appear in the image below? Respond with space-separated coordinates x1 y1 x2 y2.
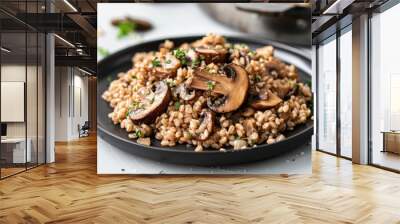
0 135 400 224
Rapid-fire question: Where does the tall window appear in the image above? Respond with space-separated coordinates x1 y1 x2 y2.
317 36 337 154
370 3 400 171
339 27 352 158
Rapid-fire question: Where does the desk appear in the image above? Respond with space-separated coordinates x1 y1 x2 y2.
382 131 400 154
1 138 31 163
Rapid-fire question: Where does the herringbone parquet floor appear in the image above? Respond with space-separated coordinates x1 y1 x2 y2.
1 135 400 224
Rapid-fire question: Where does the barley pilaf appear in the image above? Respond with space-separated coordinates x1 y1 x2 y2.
102 34 312 151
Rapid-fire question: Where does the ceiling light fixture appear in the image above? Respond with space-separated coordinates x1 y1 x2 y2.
323 0 354 15
54 34 75 48
1 47 11 53
78 67 92 76
63 0 78 12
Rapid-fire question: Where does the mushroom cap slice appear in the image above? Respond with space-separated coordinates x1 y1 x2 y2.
189 63 249 113
129 81 171 124
273 79 291 99
196 110 215 141
174 83 196 101
251 91 282 110
195 47 228 64
154 54 181 78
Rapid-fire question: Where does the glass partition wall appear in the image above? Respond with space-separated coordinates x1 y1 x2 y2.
339 26 352 159
0 3 46 179
317 35 337 155
370 3 400 172
315 25 352 159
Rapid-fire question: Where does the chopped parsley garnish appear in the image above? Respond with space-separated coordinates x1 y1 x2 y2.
165 59 172 64
248 50 256 56
206 81 216 91
174 101 181 110
128 101 144 115
173 49 187 65
131 101 140 109
98 47 109 57
191 59 200 68
255 75 262 82
117 21 136 39
165 79 176 87
133 129 143 138
305 80 312 88
151 58 161 67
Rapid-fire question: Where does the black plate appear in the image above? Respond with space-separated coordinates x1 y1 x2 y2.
98 35 313 166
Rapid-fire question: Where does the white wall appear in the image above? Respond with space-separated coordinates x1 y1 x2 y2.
1 65 38 138
54 67 89 141
54 67 69 141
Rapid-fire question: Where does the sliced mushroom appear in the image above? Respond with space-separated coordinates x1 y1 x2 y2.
251 91 282 110
264 58 286 78
272 79 291 99
187 48 198 63
241 107 255 117
189 63 249 113
174 83 196 101
196 110 215 141
129 81 171 124
195 47 228 64
154 54 181 78
111 17 153 32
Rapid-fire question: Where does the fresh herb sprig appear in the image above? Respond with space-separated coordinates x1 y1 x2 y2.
207 81 216 91
133 129 143 138
117 21 136 39
174 101 181 110
151 57 161 67
98 47 109 57
173 49 188 65
191 59 200 68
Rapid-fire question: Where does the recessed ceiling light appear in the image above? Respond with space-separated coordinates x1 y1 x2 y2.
323 0 354 15
54 34 75 48
1 47 11 53
78 67 92 76
63 0 78 12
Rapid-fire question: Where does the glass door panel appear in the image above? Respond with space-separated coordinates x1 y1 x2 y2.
38 32 45 165
370 4 400 171
339 28 352 158
1 31 27 177
27 31 38 169
317 36 337 154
